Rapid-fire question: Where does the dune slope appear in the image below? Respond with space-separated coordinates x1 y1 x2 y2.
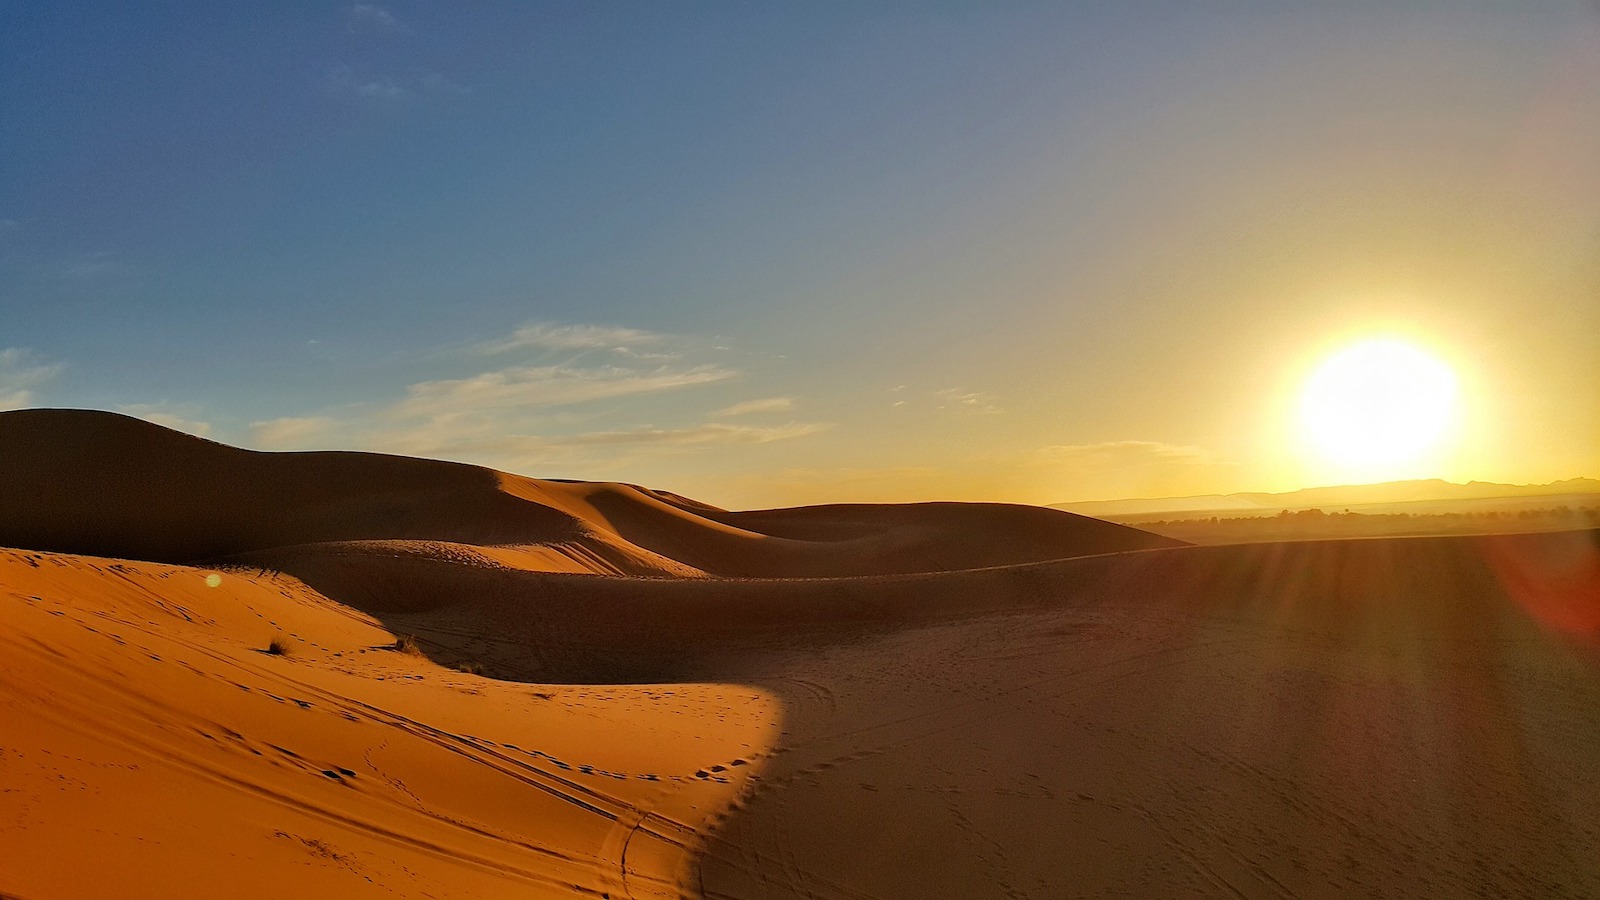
0 548 778 899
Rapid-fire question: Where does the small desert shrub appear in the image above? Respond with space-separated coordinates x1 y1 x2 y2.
392 634 422 655
454 661 485 676
265 635 292 656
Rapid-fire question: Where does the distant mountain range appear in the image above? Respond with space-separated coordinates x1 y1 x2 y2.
1053 477 1600 520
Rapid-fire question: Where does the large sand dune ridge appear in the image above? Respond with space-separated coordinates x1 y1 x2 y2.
0 409 1178 577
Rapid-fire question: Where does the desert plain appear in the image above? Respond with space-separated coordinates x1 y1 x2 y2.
1 408 1597 899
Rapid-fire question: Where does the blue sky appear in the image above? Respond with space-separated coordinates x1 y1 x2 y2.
4 2 1598 507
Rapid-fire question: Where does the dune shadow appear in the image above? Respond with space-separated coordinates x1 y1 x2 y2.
680 529 1600 899
232 546 1127 684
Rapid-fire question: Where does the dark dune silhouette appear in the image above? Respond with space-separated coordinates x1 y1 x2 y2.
0 408 1180 577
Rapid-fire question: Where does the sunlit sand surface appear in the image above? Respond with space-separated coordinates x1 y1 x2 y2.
2 410 1597 898
0 550 778 899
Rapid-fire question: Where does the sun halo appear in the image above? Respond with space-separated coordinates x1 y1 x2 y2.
1296 338 1459 483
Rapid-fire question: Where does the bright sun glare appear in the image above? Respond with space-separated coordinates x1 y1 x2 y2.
1298 338 1458 481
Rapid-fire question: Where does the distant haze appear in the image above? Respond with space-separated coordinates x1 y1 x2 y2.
1054 477 1600 519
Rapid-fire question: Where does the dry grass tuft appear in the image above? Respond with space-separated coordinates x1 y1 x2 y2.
265 635 292 656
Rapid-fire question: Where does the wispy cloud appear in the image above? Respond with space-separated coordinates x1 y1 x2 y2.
63 250 121 279
114 403 212 437
228 321 827 477
934 387 1003 414
332 7 471 104
249 416 339 450
711 396 794 417
0 348 63 410
1035 440 1237 503
477 322 671 355
371 418 830 476
1035 440 1221 465
552 421 829 447
393 364 734 420
348 4 401 32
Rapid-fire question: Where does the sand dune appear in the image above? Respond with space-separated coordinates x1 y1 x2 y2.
0 547 774 900
0 409 1178 577
3 408 1599 898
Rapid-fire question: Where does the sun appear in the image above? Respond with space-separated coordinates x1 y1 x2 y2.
1298 338 1458 481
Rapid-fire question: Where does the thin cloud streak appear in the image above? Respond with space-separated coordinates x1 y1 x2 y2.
226 321 812 472
711 397 795 417
369 420 831 474
250 416 340 450
392 364 735 420
553 421 830 447
348 4 401 32
476 322 671 355
1036 440 1222 465
1035 440 1239 504
934 387 1003 414
105 321 830 486
0 348 64 410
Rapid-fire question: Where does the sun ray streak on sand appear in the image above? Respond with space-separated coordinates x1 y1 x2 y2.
1 409 1599 899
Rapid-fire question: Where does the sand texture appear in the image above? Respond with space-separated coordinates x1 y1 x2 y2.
2 409 1598 899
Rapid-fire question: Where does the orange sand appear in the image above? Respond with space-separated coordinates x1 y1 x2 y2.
2 410 1597 898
